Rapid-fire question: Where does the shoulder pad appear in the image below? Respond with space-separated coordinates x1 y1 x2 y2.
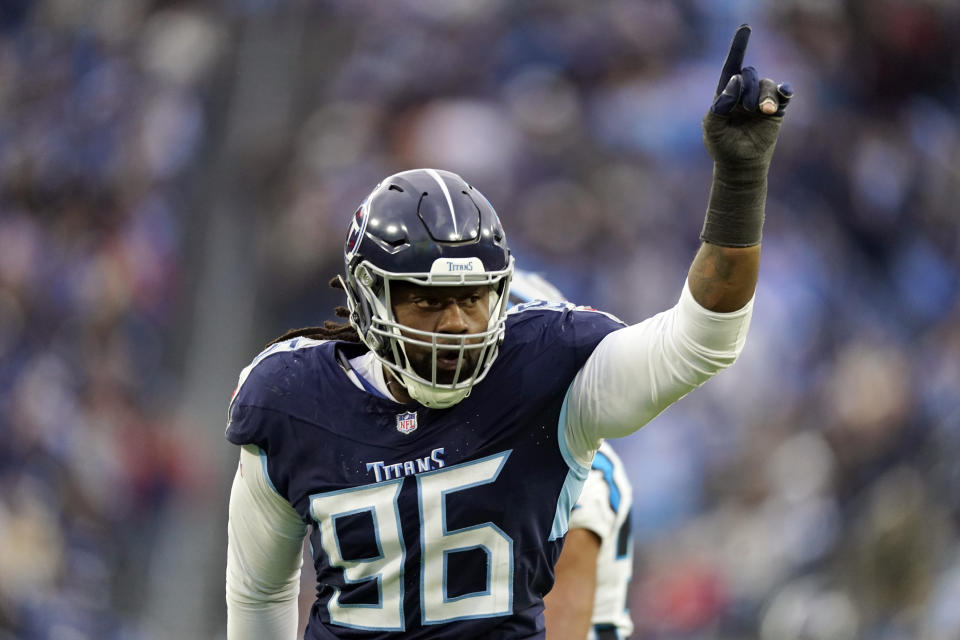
229 337 328 415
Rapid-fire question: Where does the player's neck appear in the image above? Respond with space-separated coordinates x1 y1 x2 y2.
385 370 412 404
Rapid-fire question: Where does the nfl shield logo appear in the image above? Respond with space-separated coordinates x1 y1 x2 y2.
396 411 418 435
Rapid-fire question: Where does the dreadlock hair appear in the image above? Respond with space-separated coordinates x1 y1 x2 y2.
265 277 363 348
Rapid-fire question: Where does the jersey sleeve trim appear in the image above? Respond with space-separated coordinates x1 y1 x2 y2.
549 392 593 541
258 447 282 498
557 385 595 475
549 468 590 541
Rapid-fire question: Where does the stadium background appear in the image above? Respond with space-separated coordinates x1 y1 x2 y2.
1 1 958 638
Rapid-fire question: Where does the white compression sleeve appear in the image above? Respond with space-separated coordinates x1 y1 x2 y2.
564 280 753 467
226 444 308 640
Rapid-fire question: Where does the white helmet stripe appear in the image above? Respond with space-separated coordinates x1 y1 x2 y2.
424 167 459 238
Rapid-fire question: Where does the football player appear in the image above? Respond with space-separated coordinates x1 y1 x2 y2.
509 271 634 640
225 25 790 639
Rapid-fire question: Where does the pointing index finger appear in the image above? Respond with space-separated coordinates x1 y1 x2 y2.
716 24 751 96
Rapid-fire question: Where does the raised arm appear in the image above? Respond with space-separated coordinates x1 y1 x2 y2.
562 25 792 463
690 24 792 312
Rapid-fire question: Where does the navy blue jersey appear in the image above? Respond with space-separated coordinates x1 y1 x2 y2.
226 304 624 639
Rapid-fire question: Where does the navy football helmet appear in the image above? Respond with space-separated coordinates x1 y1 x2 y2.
341 168 513 408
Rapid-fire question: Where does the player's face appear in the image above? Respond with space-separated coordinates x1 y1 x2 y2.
391 282 491 384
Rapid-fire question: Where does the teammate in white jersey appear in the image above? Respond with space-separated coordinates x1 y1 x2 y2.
559 443 634 640
510 271 635 640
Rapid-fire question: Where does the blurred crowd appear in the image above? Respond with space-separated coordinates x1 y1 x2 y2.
1 1 959 639
0 1 221 637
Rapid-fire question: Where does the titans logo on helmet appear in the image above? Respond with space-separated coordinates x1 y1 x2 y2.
345 202 369 259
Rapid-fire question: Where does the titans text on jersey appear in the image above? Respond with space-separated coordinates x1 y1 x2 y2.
364 448 446 482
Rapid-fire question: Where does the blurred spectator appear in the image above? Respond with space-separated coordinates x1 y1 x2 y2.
0 2 222 637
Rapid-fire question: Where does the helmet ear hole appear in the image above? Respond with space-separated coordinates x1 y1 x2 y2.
345 268 387 352
356 265 374 287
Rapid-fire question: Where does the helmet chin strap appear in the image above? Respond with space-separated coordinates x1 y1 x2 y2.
401 371 471 409
383 368 470 409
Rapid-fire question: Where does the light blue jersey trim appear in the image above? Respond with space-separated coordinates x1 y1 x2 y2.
549 392 591 541
257 447 282 497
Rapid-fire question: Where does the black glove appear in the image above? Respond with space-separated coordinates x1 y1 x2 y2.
701 24 793 247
